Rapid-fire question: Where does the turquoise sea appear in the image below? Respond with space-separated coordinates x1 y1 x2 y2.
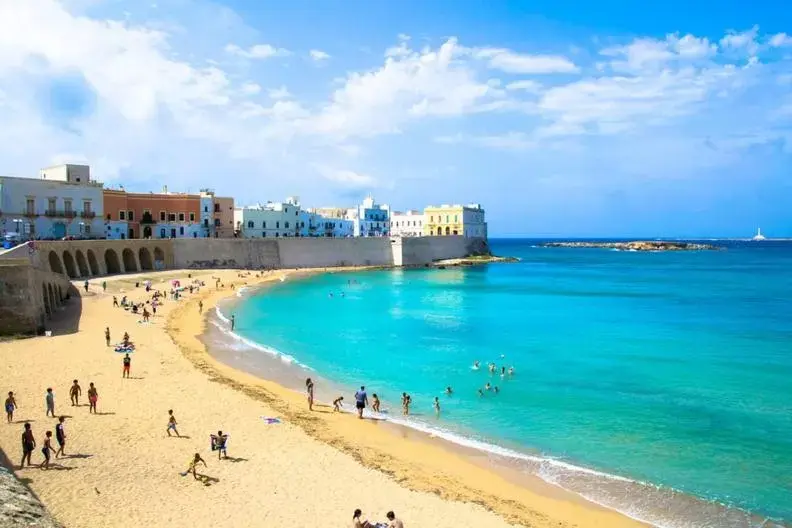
212 240 792 528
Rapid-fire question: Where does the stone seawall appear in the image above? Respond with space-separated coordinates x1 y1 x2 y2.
0 259 75 336
0 452 61 527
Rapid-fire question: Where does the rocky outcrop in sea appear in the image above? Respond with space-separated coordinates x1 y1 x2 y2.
540 241 722 251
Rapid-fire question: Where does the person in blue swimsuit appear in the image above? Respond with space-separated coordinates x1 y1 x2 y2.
5 391 16 423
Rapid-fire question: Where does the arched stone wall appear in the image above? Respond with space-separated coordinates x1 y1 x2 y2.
105 249 121 274
122 248 138 273
86 249 100 276
75 250 90 277
48 251 64 275
139 247 153 271
62 251 78 279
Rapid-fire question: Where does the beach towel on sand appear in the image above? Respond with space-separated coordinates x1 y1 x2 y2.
260 417 281 424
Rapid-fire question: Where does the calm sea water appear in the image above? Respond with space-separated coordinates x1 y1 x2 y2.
217 240 792 527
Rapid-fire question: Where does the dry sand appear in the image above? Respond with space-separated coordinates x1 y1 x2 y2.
0 268 647 528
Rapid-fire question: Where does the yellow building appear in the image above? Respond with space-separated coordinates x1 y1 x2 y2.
422 204 487 238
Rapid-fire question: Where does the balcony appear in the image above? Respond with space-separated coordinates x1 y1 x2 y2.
44 210 78 218
80 211 96 219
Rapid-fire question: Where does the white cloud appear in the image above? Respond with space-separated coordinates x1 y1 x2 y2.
313 164 376 187
240 82 261 95
309 49 330 61
225 43 290 59
602 33 716 73
720 26 759 55
435 132 537 151
268 86 291 99
472 47 579 74
505 80 543 92
769 33 792 48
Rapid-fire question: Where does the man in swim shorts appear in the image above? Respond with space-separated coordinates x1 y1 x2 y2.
122 354 131 378
166 410 180 437
5 391 16 423
55 416 66 458
354 386 368 419
87 383 98 414
70 380 81 406
40 431 55 470
45 388 55 417
211 431 228 459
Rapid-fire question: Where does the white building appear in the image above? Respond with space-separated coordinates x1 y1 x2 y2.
390 210 424 237
350 196 390 237
199 191 214 237
302 208 355 237
234 197 302 238
0 164 104 240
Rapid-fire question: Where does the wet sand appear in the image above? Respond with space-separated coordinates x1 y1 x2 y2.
0 268 646 528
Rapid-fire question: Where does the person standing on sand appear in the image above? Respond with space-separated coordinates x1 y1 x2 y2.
198 300 203 314
105 327 111 347
230 314 235 331
87 383 98 414
102 280 107 292
84 280 89 293
354 386 368 419
45 388 55 417
5 391 17 423
166 410 180 437
70 380 81 406
20 422 35 468
211 431 228 459
112 296 119 307
122 354 131 378
40 431 55 470
305 378 315 411
55 417 66 458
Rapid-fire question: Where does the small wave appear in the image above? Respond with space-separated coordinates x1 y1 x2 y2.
236 286 251 298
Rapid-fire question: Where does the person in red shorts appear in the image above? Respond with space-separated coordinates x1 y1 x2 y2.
122 353 131 379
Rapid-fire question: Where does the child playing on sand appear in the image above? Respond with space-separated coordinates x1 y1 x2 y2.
70 380 81 406
5 391 16 423
181 453 206 479
333 396 344 411
55 417 66 458
20 422 35 468
40 431 55 469
122 354 131 378
87 383 98 414
166 410 180 437
372 394 381 413
211 431 228 459
45 388 55 417
112 296 118 307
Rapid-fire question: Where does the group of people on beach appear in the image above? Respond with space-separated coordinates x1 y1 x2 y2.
352 508 404 528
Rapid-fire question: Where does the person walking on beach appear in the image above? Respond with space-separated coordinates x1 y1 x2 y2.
87 383 98 414
305 378 315 411
433 397 441 417
198 300 203 314
70 380 81 406
20 422 35 468
45 388 55 417
354 386 368 419
102 280 107 292
401 393 411 416
105 327 111 347
55 417 66 458
84 280 89 293
122 354 131 378
166 410 180 437
182 453 206 480
40 431 55 470
230 314 235 331
211 431 228 459
112 296 119 307
5 391 17 423
372 393 380 413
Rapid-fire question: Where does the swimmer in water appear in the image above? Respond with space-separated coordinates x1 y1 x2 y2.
433 397 440 416
472 361 480 370
478 389 484 397
501 366 506 377
445 386 453 395
485 383 492 391
328 292 333 298
494 386 500 394
508 367 515 376
489 363 496 374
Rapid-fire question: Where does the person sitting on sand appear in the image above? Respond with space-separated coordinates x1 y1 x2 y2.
183 453 206 480
122 354 131 379
372 394 380 413
70 380 81 406
167 410 180 437
87 383 98 414
105 327 111 346
386 511 404 528
333 396 344 412
211 431 228 459
131 304 138 315
40 431 55 470
45 388 55 417
352 509 374 528
122 332 130 347
20 422 35 468
142 308 150 322
5 391 17 423
55 417 66 458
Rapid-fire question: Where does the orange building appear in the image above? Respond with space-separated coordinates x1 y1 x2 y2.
103 189 202 239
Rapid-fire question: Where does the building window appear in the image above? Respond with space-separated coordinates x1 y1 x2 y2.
189 212 195 222
119 211 126 220
179 213 185 222
429 216 433 222
26 199 35 215
285 221 289 228
85 225 91 234
262 232 267 237
160 211 166 221
214 218 220 227
261 221 266 228
275 232 279 237
204 206 208 212
106 214 111 220
83 201 92 214
179 226 184 235
276 221 280 228
168 213 176 222
128 211 134 222
247 221 254 228
454 215 458 223
160 228 166 238
446 215 449 223
214 203 220 212
203 219 209 227
47 198 56 214
64 200 72 214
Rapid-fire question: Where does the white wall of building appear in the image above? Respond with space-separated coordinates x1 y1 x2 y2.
351 196 390 237
390 210 424 237
462 205 487 238
199 194 214 237
234 199 302 238
0 169 104 240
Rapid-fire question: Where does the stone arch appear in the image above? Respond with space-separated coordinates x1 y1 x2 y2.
154 246 165 270
47 284 56 308
42 283 51 317
48 251 65 275
138 247 153 271
62 251 78 278
75 250 90 277
436 227 442 236
86 249 100 276
105 249 121 274
57 285 63 302
122 248 138 272
445 226 450 236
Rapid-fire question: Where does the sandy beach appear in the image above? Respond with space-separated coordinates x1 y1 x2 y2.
0 268 647 528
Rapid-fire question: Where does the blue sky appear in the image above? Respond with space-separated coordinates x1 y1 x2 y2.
1 0 791 237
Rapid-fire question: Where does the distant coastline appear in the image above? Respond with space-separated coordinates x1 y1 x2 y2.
540 241 722 251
